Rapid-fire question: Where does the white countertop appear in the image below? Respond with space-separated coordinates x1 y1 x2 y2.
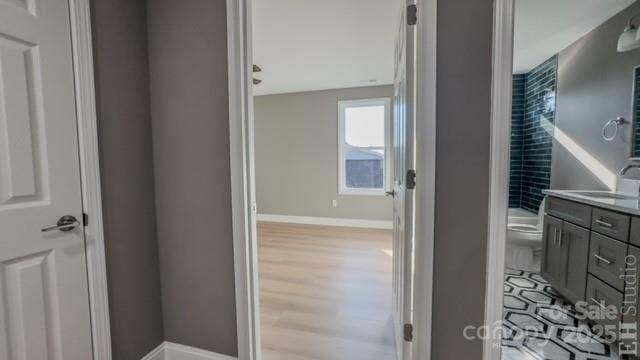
543 189 640 216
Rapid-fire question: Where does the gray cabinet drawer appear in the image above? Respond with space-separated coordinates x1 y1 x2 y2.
588 232 628 291
624 246 640 324
630 217 640 247
591 208 630 242
546 196 592 228
621 246 640 355
623 246 640 353
586 274 623 328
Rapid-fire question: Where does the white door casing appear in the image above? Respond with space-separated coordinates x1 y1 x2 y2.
484 0 515 359
227 0 262 359
392 2 417 360
0 0 94 359
226 0 436 359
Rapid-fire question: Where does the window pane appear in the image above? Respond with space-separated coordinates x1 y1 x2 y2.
345 147 385 189
345 106 385 147
344 105 385 190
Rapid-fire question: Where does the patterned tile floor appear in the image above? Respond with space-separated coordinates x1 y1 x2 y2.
502 269 620 360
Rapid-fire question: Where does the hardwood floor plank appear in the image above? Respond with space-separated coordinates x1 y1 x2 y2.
258 222 396 360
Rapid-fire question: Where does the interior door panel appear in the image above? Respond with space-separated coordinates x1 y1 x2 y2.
0 1 93 359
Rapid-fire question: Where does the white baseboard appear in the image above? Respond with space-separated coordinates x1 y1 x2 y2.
141 343 165 360
257 214 393 229
141 342 237 360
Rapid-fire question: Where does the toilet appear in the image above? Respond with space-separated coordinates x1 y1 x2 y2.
505 198 546 272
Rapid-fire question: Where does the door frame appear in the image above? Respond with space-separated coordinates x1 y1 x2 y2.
67 0 112 359
225 0 438 359
226 0 261 359
483 0 515 359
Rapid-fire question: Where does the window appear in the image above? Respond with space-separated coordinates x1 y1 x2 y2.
338 98 391 195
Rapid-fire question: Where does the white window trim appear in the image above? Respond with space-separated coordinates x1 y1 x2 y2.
337 97 392 196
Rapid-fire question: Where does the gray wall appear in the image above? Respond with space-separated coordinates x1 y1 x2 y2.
90 0 165 359
552 2 640 190
91 1 495 358
254 86 393 221
431 0 493 359
146 0 238 356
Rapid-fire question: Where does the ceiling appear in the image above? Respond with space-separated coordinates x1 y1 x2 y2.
252 0 401 95
514 0 635 73
252 0 637 95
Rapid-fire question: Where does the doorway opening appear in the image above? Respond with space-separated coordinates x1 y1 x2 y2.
227 0 438 358
250 0 412 359
488 1 640 359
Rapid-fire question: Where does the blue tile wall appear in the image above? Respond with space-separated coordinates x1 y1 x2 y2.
509 56 557 213
632 66 640 158
509 74 526 208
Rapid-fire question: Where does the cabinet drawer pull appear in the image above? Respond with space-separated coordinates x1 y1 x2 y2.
596 219 614 228
591 298 607 309
594 254 612 265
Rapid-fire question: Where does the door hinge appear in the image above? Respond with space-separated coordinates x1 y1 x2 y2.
406 170 417 190
404 323 414 342
82 212 89 227
407 4 417 25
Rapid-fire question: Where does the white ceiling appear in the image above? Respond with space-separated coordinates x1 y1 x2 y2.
251 0 401 95
514 0 635 73
252 0 637 95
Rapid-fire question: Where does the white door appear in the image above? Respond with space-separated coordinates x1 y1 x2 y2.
0 0 94 359
391 2 416 360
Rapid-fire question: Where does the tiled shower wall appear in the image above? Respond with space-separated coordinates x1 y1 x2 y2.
509 56 558 213
509 74 526 208
633 66 640 159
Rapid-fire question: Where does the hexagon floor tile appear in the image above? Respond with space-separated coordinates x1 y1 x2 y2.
501 269 621 360
505 295 529 311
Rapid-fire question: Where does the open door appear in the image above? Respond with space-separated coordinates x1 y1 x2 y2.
391 2 417 360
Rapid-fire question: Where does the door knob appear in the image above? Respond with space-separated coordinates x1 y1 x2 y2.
41 215 79 232
385 190 396 197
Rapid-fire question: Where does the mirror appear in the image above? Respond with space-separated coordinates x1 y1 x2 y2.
631 65 640 159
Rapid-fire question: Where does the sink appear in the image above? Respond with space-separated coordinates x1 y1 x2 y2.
567 191 639 200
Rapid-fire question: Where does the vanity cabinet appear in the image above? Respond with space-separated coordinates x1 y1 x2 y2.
589 232 628 291
541 215 563 288
622 246 640 355
541 215 589 304
545 196 592 228
543 195 633 332
630 217 640 248
591 208 630 242
624 246 640 325
586 274 624 329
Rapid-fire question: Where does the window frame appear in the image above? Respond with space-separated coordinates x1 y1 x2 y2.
337 97 392 196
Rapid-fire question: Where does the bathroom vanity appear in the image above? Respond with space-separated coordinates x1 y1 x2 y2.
541 190 640 336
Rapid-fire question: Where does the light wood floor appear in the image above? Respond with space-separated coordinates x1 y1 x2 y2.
258 222 396 360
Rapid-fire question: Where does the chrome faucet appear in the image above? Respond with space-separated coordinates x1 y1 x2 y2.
619 164 640 175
